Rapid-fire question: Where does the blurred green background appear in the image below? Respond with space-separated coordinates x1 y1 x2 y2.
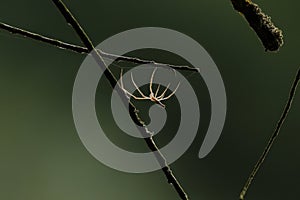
0 0 299 199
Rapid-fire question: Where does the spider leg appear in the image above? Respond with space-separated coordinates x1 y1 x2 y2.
160 82 180 101
122 87 150 100
130 73 148 98
149 67 158 95
154 84 160 98
119 69 150 100
156 83 170 99
127 92 151 100
156 100 166 108
119 69 128 96
119 69 125 89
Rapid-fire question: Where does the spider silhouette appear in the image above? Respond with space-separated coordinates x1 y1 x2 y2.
119 68 180 108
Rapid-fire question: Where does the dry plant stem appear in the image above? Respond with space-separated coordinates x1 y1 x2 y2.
240 67 300 200
50 0 189 199
0 22 197 72
231 0 284 51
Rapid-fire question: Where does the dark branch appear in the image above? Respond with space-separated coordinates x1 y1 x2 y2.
240 67 300 200
231 0 284 51
0 22 198 72
50 0 189 199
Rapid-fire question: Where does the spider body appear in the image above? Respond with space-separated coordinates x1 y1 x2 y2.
149 93 166 108
119 68 180 108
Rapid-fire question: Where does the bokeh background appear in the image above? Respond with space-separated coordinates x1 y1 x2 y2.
0 0 299 199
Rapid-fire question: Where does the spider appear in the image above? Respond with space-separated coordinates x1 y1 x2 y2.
119 68 180 108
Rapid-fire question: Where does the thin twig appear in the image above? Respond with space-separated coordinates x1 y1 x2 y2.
50 0 189 199
240 67 300 200
0 22 198 72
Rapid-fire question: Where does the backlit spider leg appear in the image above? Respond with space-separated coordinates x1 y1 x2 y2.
118 68 179 106
130 73 148 98
118 69 124 88
149 67 158 95
156 83 171 99
155 99 166 108
126 92 151 100
119 69 150 100
154 84 160 98
119 69 130 95
160 82 181 101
